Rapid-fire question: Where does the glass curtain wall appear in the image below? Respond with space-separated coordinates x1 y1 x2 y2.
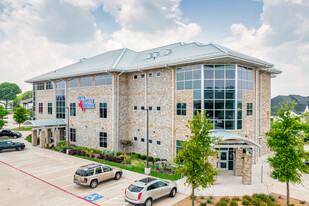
176 64 253 130
56 80 66 119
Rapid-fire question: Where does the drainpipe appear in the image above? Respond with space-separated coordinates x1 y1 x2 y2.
255 69 258 164
259 72 263 157
144 70 148 155
117 71 124 152
165 64 174 160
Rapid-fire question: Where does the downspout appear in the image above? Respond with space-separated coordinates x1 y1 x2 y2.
259 72 263 157
255 69 258 164
165 64 174 160
145 70 148 154
117 71 124 152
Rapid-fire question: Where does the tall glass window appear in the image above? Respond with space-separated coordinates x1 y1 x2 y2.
39 103 43 114
48 103 52 115
176 64 253 130
99 103 107 118
95 74 112 86
80 76 92 87
70 103 76 116
56 80 66 119
68 78 78 88
37 82 44 90
99 132 107 148
70 128 76 142
46 81 54 90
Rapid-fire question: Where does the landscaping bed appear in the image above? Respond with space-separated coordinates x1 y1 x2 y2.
46 141 181 181
174 193 308 206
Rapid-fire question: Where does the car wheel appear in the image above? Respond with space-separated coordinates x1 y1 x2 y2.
144 198 152 206
115 172 121 180
169 188 177 197
16 146 22 151
90 180 98 189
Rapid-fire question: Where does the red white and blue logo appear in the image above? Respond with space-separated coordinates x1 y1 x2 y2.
78 96 95 111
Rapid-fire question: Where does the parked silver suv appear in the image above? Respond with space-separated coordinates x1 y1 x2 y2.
124 177 177 206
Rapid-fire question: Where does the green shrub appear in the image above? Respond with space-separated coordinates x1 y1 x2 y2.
154 157 160 161
210 196 214 200
251 198 266 206
207 199 213 204
93 149 102 154
230 201 238 206
124 158 131 164
221 197 230 203
299 201 306 204
199 196 204 199
136 153 141 158
102 149 115 157
255 194 269 202
243 195 251 202
130 154 138 159
148 156 154 162
117 152 124 156
45 143 50 149
232 197 241 201
140 155 147 160
58 141 67 148
200 203 206 206
242 200 250 206
216 201 228 206
268 196 275 202
130 152 135 155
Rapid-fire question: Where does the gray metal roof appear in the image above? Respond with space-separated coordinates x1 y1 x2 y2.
271 95 309 115
26 42 281 83
23 119 67 128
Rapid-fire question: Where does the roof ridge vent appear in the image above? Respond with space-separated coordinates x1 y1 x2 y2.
153 51 160 58
165 48 172 55
79 58 87 63
147 52 154 59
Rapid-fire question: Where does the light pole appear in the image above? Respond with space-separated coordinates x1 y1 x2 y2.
143 108 150 173
66 106 70 147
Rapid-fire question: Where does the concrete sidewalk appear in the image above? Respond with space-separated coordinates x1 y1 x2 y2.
175 149 309 202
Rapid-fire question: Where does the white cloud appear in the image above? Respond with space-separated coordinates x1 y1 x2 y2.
224 0 309 97
0 0 200 92
102 0 200 50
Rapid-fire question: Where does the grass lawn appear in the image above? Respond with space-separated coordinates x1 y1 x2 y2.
13 126 32 131
75 155 181 181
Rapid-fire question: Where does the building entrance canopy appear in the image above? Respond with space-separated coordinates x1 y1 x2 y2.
210 130 261 149
23 119 67 129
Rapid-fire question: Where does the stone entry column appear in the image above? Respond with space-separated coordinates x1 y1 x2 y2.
40 130 46 148
242 154 252 185
46 129 51 144
234 149 243 176
32 129 38 146
54 129 60 147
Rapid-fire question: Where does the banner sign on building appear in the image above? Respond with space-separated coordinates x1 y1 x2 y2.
78 96 95 111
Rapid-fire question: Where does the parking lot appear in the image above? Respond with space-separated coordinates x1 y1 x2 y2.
0 138 186 206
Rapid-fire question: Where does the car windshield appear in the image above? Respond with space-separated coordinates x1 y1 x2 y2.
128 184 144 193
75 169 88 177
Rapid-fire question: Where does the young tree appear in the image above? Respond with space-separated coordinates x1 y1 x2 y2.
174 111 221 206
13 107 28 130
266 102 309 205
0 82 22 109
0 106 9 130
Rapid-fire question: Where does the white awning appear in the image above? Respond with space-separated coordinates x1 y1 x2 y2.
210 130 261 148
23 119 67 129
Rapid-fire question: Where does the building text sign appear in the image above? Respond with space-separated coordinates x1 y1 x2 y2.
78 96 95 111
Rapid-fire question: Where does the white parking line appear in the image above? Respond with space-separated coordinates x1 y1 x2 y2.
33 165 77 176
25 161 68 173
49 174 74 182
98 194 123 204
62 183 77 189
78 179 127 196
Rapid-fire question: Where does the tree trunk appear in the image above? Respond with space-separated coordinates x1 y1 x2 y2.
5 100 8 110
191 187 195 206
19 123 20 130
286 182 290 205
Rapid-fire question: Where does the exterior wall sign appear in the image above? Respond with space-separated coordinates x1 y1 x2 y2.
78 96 95 111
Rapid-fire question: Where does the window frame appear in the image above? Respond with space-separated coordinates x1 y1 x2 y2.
99 103 107 118
70 103 76 116
39 103 43 114
70 128 76 142
99 132 107 148
80 76 92 87
46 81 53 90
176 103 186 116
247 103 253 116
48 103 52 115
37 82 44 90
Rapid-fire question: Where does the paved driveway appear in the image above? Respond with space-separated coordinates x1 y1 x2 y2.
0 138 186 206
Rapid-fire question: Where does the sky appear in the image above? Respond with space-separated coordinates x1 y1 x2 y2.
0 0 308 97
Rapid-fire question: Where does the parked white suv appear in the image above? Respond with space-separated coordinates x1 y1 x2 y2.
124 177 177 206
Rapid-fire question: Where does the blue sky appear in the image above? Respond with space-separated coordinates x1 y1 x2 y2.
0 0 308 97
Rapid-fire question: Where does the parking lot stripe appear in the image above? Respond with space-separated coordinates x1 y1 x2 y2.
0 160 100 206
49 174 74 182
97 194 123 204
78 179 127 196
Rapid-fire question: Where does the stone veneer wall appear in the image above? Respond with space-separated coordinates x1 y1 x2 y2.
66 74 115 151
242 154 252 185
35 85 56 120
119 68 173 160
